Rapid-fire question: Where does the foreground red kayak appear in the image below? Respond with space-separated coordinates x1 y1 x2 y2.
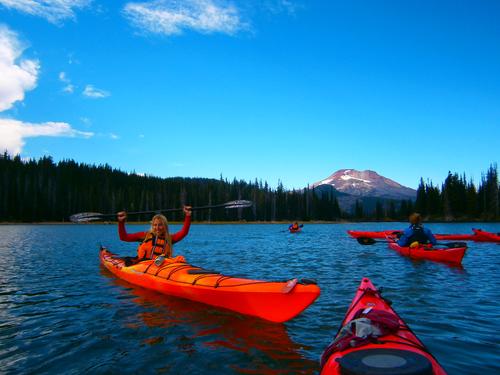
388 242 467 265
100 248 320 323
320 278 447 375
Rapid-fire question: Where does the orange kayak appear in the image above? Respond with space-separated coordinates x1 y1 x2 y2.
320 277 447 375
388 242 466 265
99 248 320 323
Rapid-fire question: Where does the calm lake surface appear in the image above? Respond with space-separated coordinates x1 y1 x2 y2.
1 222 499 374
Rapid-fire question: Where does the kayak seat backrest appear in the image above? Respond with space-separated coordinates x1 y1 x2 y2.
353 307 400 332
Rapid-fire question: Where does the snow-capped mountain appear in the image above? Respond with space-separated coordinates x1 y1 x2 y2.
312 169 416 200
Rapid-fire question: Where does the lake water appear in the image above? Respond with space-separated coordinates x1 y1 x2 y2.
0 222 499 374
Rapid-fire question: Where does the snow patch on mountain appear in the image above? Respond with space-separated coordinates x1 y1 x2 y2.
312 169 416 200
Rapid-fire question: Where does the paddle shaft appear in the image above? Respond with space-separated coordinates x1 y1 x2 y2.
356 237 466 248
70 200 252 222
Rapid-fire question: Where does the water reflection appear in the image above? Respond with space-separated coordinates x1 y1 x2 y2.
101 268 318 374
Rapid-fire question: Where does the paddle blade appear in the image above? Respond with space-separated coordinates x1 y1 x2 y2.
223 200 253 209
69 212 104 223
356 237 377 245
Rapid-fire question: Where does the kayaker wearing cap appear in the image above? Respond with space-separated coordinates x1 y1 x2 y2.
289 222 300 231
117 206 192 265
397 212 437 247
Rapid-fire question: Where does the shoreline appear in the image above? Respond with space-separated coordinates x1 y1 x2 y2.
1 220 499 225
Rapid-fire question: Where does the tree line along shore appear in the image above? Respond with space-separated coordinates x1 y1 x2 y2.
1 153 498 223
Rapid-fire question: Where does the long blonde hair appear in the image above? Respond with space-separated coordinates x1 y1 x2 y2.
150 214 172 254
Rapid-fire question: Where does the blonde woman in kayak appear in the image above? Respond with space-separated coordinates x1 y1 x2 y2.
117 206 191 264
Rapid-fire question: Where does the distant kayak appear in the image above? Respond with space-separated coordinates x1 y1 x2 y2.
320 277 447 375
388 242 467 265
348 228 498 242
289 224 303 233
100 248 320 323
472 228 500 242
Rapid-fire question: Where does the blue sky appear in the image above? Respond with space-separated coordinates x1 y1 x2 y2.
0 0 498 190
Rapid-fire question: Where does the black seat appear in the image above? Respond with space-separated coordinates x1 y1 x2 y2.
337 348 433 375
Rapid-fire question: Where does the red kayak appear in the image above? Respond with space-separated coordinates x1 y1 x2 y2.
388 242 466 265
320 277 447 375
348 229 474 241
472 228 500 242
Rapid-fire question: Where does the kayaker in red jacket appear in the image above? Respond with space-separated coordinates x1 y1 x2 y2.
117 206 191 263
397 212 437 247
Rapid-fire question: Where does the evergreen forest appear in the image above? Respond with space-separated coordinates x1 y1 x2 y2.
0 152 498 222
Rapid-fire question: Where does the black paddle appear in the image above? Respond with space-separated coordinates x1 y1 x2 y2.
69 200 253 223
356 237 467 249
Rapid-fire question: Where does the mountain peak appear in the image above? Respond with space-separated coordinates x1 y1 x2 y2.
313 169 416 200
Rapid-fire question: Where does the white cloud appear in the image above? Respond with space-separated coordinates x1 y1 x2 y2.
123 0 243 36
59 71 75 93
0 118 94 155
0 0 91 24
83 84 110 98
80 117 91 126
264 0 299 15
109 133 119 139
59 72 68 82
0 25 39 112
63 84 74 93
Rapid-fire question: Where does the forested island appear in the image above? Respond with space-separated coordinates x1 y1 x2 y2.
0 152 498 222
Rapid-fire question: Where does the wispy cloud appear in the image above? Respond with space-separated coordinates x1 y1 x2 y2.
0 25 39 112
0 0 92 24
83 84 110 98
123 0 244 36
59 71 74 93
80 117 91 126
263 0 300 15
0 118 94 155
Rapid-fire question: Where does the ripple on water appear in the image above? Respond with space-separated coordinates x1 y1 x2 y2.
0 223 499 374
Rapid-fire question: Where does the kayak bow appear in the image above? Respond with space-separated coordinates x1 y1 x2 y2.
320 277 447 375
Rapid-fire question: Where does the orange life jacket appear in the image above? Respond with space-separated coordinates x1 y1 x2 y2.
137 232 172 260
